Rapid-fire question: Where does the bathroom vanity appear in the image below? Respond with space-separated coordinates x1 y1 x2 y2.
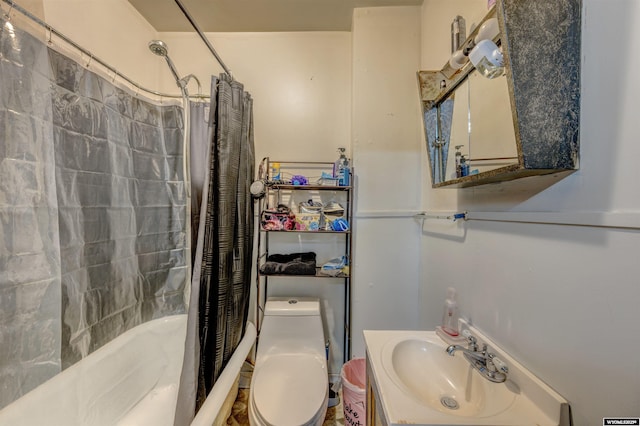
363 322 571 425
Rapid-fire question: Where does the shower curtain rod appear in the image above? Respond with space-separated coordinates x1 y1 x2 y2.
0 0 205 100
173 0 233 79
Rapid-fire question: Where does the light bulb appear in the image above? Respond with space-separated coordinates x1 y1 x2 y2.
474 18 500 44
469 39 504 79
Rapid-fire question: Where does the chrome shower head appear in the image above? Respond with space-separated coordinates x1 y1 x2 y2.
148 39 195 97
148 39 181 87
148 40 169 57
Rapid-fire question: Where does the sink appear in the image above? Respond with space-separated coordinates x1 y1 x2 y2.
381 335 517 417
365 325 571 425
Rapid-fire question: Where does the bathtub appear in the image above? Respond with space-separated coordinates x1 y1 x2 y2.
0 314 256 426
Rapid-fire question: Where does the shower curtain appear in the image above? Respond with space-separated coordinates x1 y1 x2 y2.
0 17 187 409
174 74 255 424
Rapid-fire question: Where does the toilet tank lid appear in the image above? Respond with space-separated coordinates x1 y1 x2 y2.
264 297 320 316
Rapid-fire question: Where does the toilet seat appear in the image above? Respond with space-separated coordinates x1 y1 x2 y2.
252 354 328 426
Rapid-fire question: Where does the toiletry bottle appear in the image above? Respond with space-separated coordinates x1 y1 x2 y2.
441 287 459 336
454 145 463 178
334 148 346 178
334 147 350 186
271 162 280 181
460 155 469 177
340 156 350 187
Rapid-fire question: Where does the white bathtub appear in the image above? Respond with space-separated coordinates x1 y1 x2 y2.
0 315 256 426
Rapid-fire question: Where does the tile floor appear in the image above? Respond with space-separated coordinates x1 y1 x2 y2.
226 388 345 426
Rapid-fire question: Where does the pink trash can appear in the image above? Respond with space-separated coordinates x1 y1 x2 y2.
341 357 367 426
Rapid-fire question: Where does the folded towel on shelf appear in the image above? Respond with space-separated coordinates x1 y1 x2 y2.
319 256 348 277
260 252 317 275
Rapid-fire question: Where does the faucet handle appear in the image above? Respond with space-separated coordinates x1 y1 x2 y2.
490 356 509 374
462 330 478 351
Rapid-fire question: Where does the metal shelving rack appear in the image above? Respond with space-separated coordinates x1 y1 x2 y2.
255 160 353 363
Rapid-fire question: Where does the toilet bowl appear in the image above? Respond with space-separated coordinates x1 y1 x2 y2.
249 297 328 426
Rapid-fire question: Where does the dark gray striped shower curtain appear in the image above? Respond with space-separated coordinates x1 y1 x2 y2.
174 74 255 425
196 73 255 406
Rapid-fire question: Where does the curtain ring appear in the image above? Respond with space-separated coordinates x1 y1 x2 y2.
47 27 53 45
86 55 93 68
112 70 118 83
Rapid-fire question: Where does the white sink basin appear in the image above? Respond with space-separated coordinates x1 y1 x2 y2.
381 335 516 417
364 323 571 425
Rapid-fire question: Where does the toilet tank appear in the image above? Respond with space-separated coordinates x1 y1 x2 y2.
258 297 325 358
264 297 320 316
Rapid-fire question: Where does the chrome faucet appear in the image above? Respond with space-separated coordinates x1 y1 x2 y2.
446 333 509 383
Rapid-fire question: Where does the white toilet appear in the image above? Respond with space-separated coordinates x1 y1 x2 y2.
249 297 328 426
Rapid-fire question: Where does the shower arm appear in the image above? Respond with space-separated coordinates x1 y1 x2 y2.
173 0 233 79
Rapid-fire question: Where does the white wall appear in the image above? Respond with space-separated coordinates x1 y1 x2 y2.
350 7 423 358
42 0 160 92
159 31 352 163
420 0 640 423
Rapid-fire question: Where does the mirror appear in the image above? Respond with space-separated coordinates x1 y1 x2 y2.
423 66 518 185
422 7 518 185
443 70 518 181
418 0 581 188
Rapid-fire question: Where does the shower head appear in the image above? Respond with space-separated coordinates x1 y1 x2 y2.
148 40 201 96
148 40 169 57
148 39 187 95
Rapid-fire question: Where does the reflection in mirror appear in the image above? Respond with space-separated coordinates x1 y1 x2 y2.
448 70 518 180
426 68 518 184
446 80 469 180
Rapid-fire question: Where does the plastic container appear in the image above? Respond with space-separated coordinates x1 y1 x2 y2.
270 162 281 181
441 287 459 336
333 148 345 178
339 164 350 186
341 357 366 425
333 148 351 186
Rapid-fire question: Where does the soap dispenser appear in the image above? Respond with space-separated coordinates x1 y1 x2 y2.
441 287 459 336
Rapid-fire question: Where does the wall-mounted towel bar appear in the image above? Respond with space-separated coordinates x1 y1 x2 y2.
415 212 468 222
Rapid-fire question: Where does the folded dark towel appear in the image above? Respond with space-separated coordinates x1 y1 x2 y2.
260 252 317 275
266 252 316 263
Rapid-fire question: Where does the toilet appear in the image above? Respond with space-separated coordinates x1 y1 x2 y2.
249 297 328 426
